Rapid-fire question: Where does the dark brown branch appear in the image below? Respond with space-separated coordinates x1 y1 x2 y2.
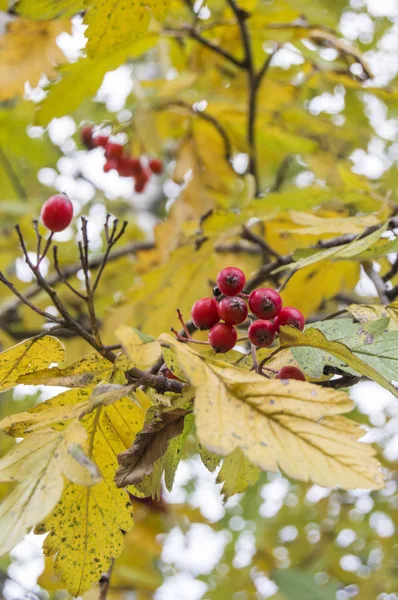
0 240 153 324
99 561 114 600
155 100 234 167
240 225 282 260
163 25 244 69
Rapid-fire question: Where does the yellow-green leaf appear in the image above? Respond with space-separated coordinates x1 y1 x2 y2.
0 336 65 392
115 325 161 371
0 421 93 556
218 448 261 499
16 351 114 388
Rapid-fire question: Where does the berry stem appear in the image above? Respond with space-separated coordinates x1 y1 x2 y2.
177 309 192 339
36 233 53 268
170 327 210 345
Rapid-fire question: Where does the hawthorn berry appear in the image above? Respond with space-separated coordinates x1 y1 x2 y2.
217 267 246 297
103 159 118 173
80 125 94 149
249 288 282 320
105 141 124 160
218 296 248 325
134 169 151 193
273 306 305 332
149 158 164 174
276 366 306 381
94 134 109 148
208 323 237 353
117 157 142 177
41 194 74 233
248 320 275 347
191 297 220 330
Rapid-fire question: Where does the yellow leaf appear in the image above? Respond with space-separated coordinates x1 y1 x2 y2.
16 351 114 387
0 335 65 392
84 0 170 58
35 390 151 595
159 335 383 490
16 0 83 19
115 326 161 371
288 211 380 235
279 326 398 398
0 19 69 101
0 421 93 556
348 303 398 330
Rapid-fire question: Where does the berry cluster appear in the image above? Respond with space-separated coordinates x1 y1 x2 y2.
178 266 306 380
80 124 163 193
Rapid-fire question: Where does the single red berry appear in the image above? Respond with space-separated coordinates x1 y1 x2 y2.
159 364 183 381
41 194 74 233
94 134 109 148
148 158 164 174
216 267 246 296
248 320 275 347
191 297 220 330
103 159 118 173
273 307 305 332
208 323 237 353
218 296 248 325
80 125 94 149
249 288 282 320
105 142 124 160
134 169 151 193
276 366 306 381
134 178 147 193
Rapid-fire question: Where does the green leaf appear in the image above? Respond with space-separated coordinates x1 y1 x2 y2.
273 568 339 600
279 325 398 397
217 448 261 500
37 37 157 125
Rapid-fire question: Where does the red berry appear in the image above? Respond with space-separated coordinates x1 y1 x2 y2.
248 320 275 347
117 157 143 177
80 125 94 149
41 194 74 233
276 366 306 381
149 158 164 174
273 307 305 332
218 296 248 325
249 288 282 320
208 323 237 353
216 267 246 297
94 134 109 148
191 297 220 330
134 179 147 193
105 142 124 160
134 169 150 193
159 364 183 381
103 159 118 173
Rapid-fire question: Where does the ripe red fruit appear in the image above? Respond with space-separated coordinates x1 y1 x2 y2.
105 142 124 160
191 297 220 330
41 194 74 233
249 288 282 320
248 320 275 347
134 169 151 193
273 307 305 332
134 178 147 193
117 157 142 177
276 366 306 381
80 125 94 149
103 159 118 173
149 158 164 174
94 134 109 148
216 267 246 297
218 296 248 325
208 323 237 353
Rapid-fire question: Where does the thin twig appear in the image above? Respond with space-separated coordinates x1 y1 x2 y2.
99 561 114 600
240 225 282 260
79 218 101 344
53 246 87 300
363 262 389 305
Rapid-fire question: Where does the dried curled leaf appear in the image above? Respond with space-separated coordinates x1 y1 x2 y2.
160 335 383 490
